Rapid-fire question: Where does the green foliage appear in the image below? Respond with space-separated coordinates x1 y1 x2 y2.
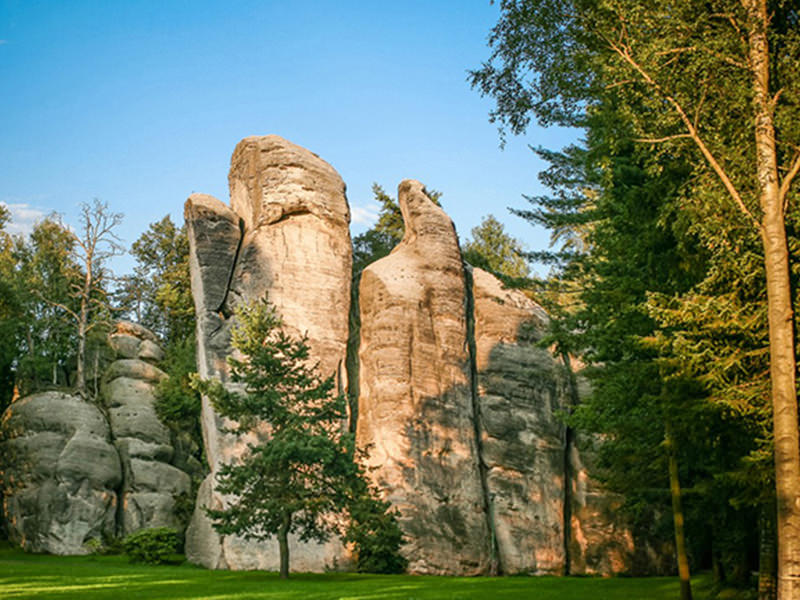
2 215 84 396
117 216 194 343
0 208 20 411
84 532 124 556
122 527 181 565
462 214 530 282
171 491 197 533
344 471 407 574
191 299 364 572
154 337 201 438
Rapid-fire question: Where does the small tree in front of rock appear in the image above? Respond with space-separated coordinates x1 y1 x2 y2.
192 298 365 579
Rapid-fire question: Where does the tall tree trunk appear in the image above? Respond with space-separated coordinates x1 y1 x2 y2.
666 427 692 600
760 500 778 600
745 3 800 598
278 513 291 579
76 302 87 395
75 264 91 396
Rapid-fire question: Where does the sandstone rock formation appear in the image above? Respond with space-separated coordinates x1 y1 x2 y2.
471 266 568 575
568 431 634 575
185 135 352 571
0 322 197 554
0 391 121 554
104 321 191 535
357 180 490 575
180 135 635 576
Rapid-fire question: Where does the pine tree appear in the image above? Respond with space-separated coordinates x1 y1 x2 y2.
192 299 362 579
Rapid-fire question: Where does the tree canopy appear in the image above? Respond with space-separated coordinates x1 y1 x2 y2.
473 1 800 597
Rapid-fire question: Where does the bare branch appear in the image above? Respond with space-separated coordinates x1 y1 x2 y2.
635 134 693 144
654 44 748 70
771 88 784 109
780 152 800 212
604 37 760 229
34 290 79 322
605 79 635 89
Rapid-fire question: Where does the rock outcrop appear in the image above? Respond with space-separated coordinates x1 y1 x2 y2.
471 267 568 575
179 135 635 575
104 321 191 535
0 322 197 555
357 180 490 575
185 135 352 571
0 391 121 554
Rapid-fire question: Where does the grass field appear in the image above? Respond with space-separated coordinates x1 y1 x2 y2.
0 544 717 600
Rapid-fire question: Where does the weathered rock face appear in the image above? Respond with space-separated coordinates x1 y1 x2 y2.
226 135 352 381
0 391 121 554
104 321 191 536
180 135 635 575
357 180 490 575
185 135 352 571
568 431 634 575
471 267 568 575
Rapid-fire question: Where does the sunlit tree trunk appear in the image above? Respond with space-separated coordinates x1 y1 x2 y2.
744 3 800 597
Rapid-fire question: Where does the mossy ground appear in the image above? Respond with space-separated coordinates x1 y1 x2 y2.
0 543 721 599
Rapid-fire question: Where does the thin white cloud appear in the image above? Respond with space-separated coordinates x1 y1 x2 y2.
351 202 380 226
1 201 47 236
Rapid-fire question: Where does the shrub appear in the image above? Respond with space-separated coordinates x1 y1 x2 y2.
345 488 407 574
84 532 123 556
122 527 182 565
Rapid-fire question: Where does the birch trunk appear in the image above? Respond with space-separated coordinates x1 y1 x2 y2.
745 2 800 598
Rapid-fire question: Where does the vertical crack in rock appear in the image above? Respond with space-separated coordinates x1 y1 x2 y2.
218 217 245 317
559 352 579 575
464 264 502 575
345 272 361 433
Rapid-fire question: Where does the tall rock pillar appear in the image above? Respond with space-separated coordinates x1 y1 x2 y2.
356 180 490 575
184 135 352 571
471 267 568 574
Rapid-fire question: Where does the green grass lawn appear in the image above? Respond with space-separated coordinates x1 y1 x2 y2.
0 544 715 600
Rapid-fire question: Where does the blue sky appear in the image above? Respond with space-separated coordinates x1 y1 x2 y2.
0 1 579 275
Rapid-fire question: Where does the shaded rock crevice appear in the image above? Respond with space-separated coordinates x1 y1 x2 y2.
463 264 502 575
345 272 361 433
